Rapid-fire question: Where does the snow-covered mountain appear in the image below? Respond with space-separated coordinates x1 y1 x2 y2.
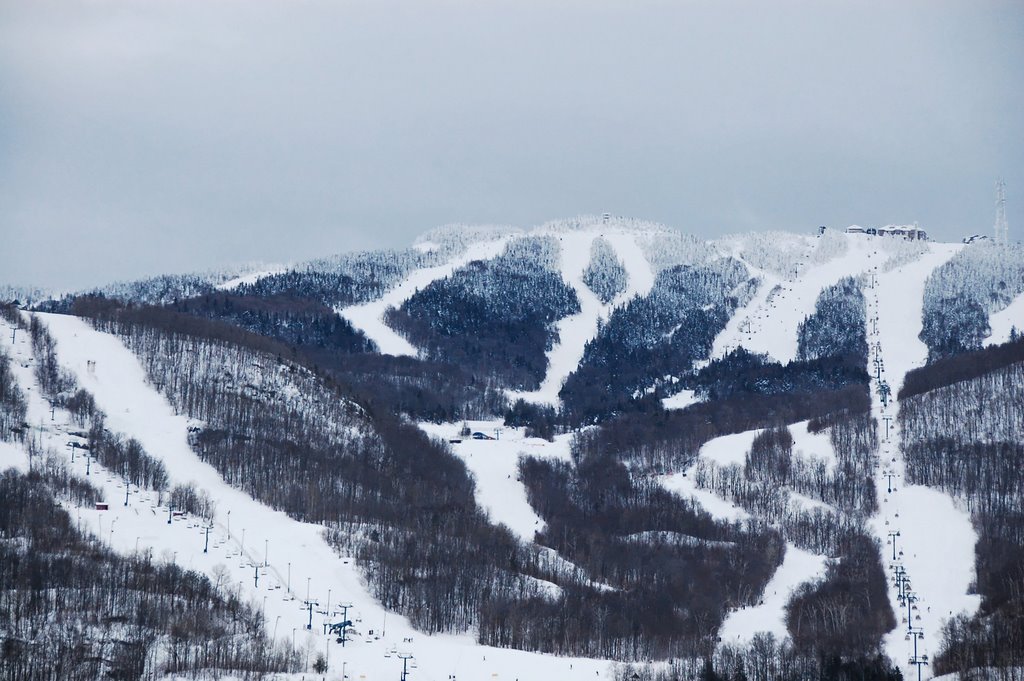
2 218 1023 681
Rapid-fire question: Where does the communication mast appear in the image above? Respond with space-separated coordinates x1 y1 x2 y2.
995 179 1009 245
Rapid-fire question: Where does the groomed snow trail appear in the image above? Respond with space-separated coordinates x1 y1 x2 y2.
865 243 981 680
418 419 572 542
985 290 1024 346
509 228 655 406
339 237 511 357
657 429 830 644
717 545 827 646
711 234 878 364
17 313 612 681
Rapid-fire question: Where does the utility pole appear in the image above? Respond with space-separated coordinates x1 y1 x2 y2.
888 530 901 561
254 563 260 588
398 653 414 681
995 179 1009 245
909 653 929 681
167 505 173 525
304 598 319 630
204 523 211 553
905 591 919 631
883 470 897 493
882 415 893 441
335 602 353 646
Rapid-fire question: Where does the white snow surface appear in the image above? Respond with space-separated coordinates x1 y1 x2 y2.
661 389 698 411
657 471 749 522
417 419 572 542
699 428 761 468
985 290 1024 346
717 545 828 646
215 265 289 291
711 234 878 364
864 241 981 679
789 420 837 472
508 226 656 406
4 313 612 681
338 236 511 357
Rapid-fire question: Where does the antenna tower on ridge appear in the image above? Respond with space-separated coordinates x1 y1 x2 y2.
995 179 1009 245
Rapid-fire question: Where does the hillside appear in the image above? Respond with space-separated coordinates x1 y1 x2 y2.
2 218 1023 681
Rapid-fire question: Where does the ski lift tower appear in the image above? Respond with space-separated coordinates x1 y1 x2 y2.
995 179 1009 245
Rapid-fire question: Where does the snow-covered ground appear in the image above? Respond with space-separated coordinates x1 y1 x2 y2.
338 237 511 357
417 419 572 542
658 471 750 522
985 290 1024 346
215 265 289 291
657 429 830 644
711 234 878 364
0 313 613 681
508 226 656 406
789 420 837 472
661 389 698 410
717 544 827 646
865 241 981 679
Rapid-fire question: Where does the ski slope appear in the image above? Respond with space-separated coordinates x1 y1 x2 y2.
2 313 613 681
717 545 827 646
508 227 655 406
658 428 830 644
338 237 511 357
985 290 1024 346
215 265 289 291
864 242 981 679
711 234 878 364
417 419 573 542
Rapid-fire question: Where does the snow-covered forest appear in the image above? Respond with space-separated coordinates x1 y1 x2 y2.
1 223 1022 681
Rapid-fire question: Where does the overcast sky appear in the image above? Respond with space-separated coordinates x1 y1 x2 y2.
1 0 1021 291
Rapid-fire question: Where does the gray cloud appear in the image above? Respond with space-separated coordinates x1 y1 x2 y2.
1 0 1021 290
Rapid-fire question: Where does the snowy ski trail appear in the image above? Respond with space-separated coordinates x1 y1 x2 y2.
339 237 511 357
865 243 981 680
3 313 612 681
508 228 655 407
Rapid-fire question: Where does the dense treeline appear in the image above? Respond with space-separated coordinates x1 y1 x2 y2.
237 247 435 308
0 470 296 681
72 295 505 422
572 381 869 474
920 241 1024 362
899 335 1024 399
613 634 901 681
796 277 867 362
560 258 756 425
387 236 580 390
504 398 558 441
785 534 895 658
693 349 868 403
582 237 628 303
75 311 613 652
695 413 878 555
517 454 785 659
900 358 1024 677
0 327 27 442
170 292 375 353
